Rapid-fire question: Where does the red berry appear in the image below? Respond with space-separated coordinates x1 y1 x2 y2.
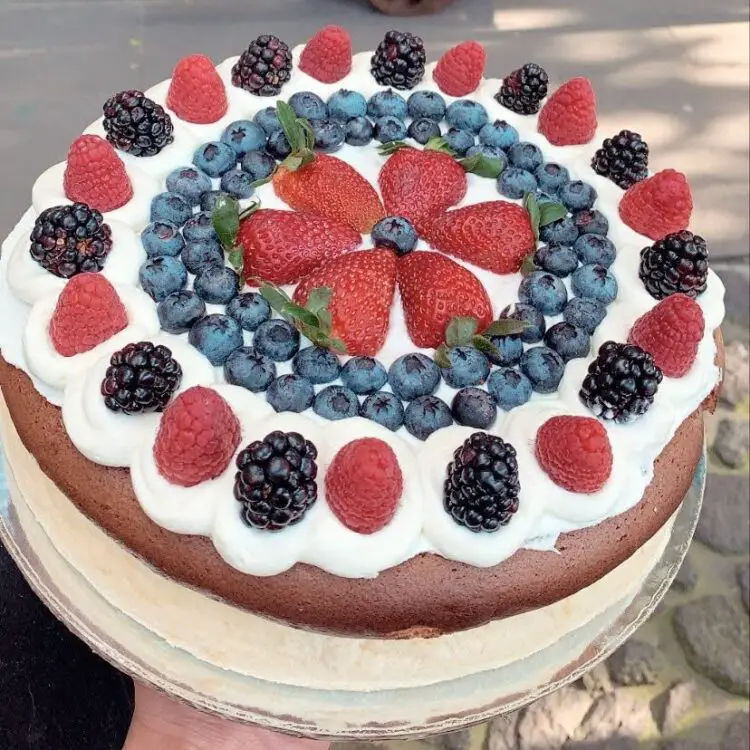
619 169 693 241
538 77 597 146
63 135 133 213
433 41 486 97
167 54 228 125
153 386 241 488
299 25 352 84
536 416 613 494
325 438 403 535
49 273 128 357
628 293 704 377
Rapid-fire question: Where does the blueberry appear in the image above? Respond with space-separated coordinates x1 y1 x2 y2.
374 115 408 144
312 118 345 152
360 391 405 431
240 150 276 182
341 357 388 395
139 256 187 302
221 120 266 156
443 128 475 156
487 368 533 411
574 209 609 236
486 335 524 366
181 239 224 275
508 142 543 171
266 130 292 160
534 190 558 206
150 192 192 226
253 319 300 361
404 395 453 441
534 244 579 277
451 387 497 429
183 211 217 243
200 191 231 213
224 346 276 392
559 180 597 211
407 90 447 121
388 353 440 401
466 144 508 167
367 89 408 120
253 107 281 135
226 292 271 331
544 322 591 362
499 303 546 344
220 169 255 199
498 167 538 199
157 290 206 334
266 374 314 413
563 297 607 335
188 313 243 365
141 222 184 258
445 100 488 134
165 167 212 205
534 163 570 195
574 234 616 267
571 264 618 304
345 116 374 146
519 271 568 315
292 346 341 384
478 120 519 150
440 346 490 388
520 346 565 394
371 216 417 255
408 117 441 145
288 91 328 121
539 216 579 245
313 385 359 421
327 89 367 121
192 141 237 178
194 265 238 304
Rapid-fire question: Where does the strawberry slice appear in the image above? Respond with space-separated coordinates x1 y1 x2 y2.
298 25 352 83
167 54 228 124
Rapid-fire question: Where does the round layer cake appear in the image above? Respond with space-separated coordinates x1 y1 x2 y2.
0 26 725 638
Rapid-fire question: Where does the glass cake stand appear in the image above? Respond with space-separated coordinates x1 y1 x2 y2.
0 439 706 741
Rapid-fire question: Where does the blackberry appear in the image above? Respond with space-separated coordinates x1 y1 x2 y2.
496 63 549 115
591 130 649 189
444 432 520 533
371 30 426 90
234 431 318 531
231 35 293 96
580 341 663 423
29 203 113 279
639 230 709 300
101 342 182 415
102 90 174 157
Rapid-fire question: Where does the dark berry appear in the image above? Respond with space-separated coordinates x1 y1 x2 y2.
388 353 440 401
240 150 276 182
574 234 616 267
407 90 446 121
639 230 709 300
407 117 441 145
592 130 649 189
520 346 566 393
451 387 497 429
102 90 174 157
157 290 206 334
166 167 212 205
266 129 292 159
496 63 549 115
374 115 408 144
288 91 328 121
341 357 388 395
312 118 345 152
194 265 239 305
534 244 579 278
499 303 546 344
345 116 374 146
221 119 266 156
371 31 426 90
224 346 276 393
266 374 314 413
231 35 293 96
444 128 475 156
440 346 491 388
360 391 405 432
292 346 341 385
188 314 243 366
445 100 488 134
404 395 453 441
371 216 418 255
254 319 300 362
313 385 359 421
544 322 591 362
574 209 609 236
139 256 187 302
487 368 532 411
559 181 597 211
226 292 271 331
563 297 607 335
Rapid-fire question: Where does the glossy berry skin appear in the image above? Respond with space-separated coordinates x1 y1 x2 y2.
254 107 281 135
253 319 300 362
487 367 533 411
266 375 314 413
231 35 293 97
408 117 441 145
360 391 405 431
224 346 276 393
141 222 184 258
150 192 192 227
639 230 709 300
139 256 188 302
534 244 579 278
327 89 367 121
292 346 341 384
519 271 568 316
165 167 212 205
345 116 374 146
591 129 649 190
312 118 345 152
571 264 618 305
226 292 271 332
451 387 497 429
479 120 519 150
188 314 243 366
370 30 426 90
181 239 224 275
563 297 607 335
341 357 388 395
200 191 231 213
220 119 266 156
192 141 237 178
407 90 446 121
539 216 579 246
240 150 276 182
443 128 475 156
574 234 616 267
102 90 175 157
534 162 570 194
500 303 546 344
367 89 408 120
498 62 549 115
508 142 543 172
288 91 328 121
220 170 255 199
183 211 218 243
194 265 239 305
498 167 538 200
157 290 206 334
534 190 558 206
544 322 591 362
440 346 491 388
404 395 453 441
374 115 408 144
445 100 488 134
520 346 566 394
559 180 597 211
266 130 292 159
388 353 441 401
313 385 359 421
371 216 418 255
486 335 524 367
574 209 609 237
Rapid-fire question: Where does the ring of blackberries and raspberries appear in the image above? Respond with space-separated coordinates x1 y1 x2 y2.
231 35 293 96
101 342 183 415
234 431 318 531
496 63 549 115
444 432 520 533
639 230 709 300
103 90 174 157
30 203 113 279
371 30 426 90
580 341 663 423
591 130 649 190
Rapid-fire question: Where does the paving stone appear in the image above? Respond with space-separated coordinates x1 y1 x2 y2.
578 661 615 696
607 639 663 686
663 740 714 750
514 685 593 749
722 711 750 750
425 730 472 750
695 474 750 555
573 690 655 742
713 418 750 468
658 680 698 735
671 553 699 593
673 595 750 696
720 340 750 407
567 737 639 750
738 564 750 612
487 712 519 750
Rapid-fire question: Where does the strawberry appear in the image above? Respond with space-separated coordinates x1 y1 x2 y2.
397 252 492 348
628 293 704 377
273 153 385 234
153 386 241 488
425 201 536 275
49 273 128 357
538 77 597 146
63 135 133 212
619 169 693 240
167 54 228 125
378 147 467 236
325 438 403 535
239 209 361 285
433 41 486 97
536 416 613 494
293 249 396 356
298 25 352 83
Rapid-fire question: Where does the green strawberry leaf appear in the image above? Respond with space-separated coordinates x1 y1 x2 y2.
316 307 332 334
297 118 316 151
460 153 506 179
520 254 539 277
539 201 568 227
484 319 529 337
523 191 542 240
377 140 411 156
277 101 302 152
282 302 320 329
425 136 456 156
434 344 452 369
250 174 274 189
227 249 244 272
329 338 347 355
445 316 479 347
471 335 499 356
259 283 292 313
284 154 304 172
306 287 332 314
212 194 241 252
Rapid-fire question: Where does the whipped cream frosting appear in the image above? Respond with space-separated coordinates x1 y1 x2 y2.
0 46 725 579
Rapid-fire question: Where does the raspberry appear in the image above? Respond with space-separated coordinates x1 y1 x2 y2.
63 135 133 212
432 41 486 97
538 77 597 146
49 273 128 357
299 25 352 84
325 438 403 535
167 54 228 125
536 416 613 494
619 169 693 241
628 294 704 378
153 386 241 488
